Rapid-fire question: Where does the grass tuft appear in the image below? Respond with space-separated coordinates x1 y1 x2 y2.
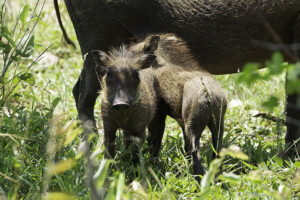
0 1 298 199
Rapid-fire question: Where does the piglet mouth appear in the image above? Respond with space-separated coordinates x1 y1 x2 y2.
112 101 130 111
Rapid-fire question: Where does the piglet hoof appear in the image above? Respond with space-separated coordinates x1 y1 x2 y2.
281 142 300 160
194 175 201 184
193 166 206 183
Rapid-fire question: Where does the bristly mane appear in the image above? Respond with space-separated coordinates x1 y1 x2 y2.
106 45 141 67
108 45 136 59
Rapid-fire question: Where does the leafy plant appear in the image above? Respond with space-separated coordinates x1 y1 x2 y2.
1 0 299 199
237 52 300 112
0 0 46 108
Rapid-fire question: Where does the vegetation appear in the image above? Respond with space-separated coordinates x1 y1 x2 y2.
0 1 299 199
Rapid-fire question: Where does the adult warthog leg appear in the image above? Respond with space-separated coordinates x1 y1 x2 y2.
285 13 300 157
73 55 101 128
286 92 300 156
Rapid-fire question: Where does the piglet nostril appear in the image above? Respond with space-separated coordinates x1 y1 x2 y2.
112 103 130 111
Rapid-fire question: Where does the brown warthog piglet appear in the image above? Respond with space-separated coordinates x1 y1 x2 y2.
91 37 160 164
132 34 227 178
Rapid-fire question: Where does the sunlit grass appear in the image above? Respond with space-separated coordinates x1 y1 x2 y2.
0 1 298 199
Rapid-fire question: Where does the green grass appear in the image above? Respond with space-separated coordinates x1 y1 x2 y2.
1 1 299 199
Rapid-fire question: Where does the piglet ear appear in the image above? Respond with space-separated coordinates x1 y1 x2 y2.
143 35 160 54
139 54 156 69
91 50 108 66
138 35 160 69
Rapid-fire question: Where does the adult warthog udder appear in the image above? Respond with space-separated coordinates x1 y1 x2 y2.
54 0 300 156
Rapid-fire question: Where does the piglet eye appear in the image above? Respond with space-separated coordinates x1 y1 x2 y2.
106 68 113 77
105 69 113 82
133 69 139 78
132 69 140 84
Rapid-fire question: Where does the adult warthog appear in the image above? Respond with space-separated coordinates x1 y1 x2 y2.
54 0 300 156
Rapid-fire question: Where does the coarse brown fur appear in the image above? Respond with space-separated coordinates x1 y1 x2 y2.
131 34 227 178
92 34 227 177
130 33 201 71
58 0 300 156
91 44 158 164
150 64 227 177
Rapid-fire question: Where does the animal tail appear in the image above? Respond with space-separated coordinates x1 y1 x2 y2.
54 0 76 49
